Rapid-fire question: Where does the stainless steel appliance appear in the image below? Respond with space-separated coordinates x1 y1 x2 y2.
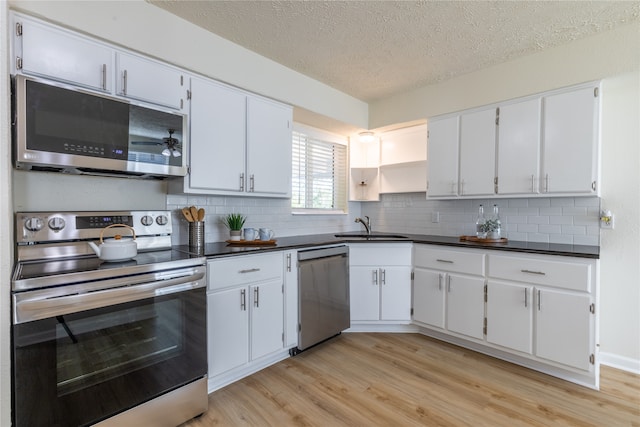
11 211 207 427
12 75 188 178
291 245 350 355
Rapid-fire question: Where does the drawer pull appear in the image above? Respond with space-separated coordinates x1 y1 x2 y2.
521 269 545 275
436 259 454 264
239 268 260 274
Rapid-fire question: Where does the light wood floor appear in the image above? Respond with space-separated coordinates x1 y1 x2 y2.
182 333 640 426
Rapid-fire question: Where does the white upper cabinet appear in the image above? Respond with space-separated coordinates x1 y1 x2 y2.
426 116 459 198
427 83 600 199
116 53 185 111
246 96 293 197
459 108 497 196
379 125 427 194
542 86 599 195
188 77 246 193
496 98 541 195
176 77 292 197
13 14 113 92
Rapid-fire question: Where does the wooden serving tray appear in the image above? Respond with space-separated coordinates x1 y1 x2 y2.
460 235 508 243
226 239 277 246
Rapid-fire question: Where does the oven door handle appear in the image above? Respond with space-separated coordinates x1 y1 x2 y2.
13 272 205 324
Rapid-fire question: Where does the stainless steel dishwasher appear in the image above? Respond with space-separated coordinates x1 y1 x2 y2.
290 245 350 355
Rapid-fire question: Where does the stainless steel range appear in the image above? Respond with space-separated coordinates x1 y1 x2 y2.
11 210 208 427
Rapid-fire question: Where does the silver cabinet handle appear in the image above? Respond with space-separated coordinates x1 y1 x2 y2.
531 175 535 193
436 259 454 264
544 174 549 192
380 269 386 285
101 64 107 90
537 289 541 311
372 269 378 285
240 289 246 311
239 268 260 274
254 287 259 308
447 275 451 292
240 173 245 192
250 174 255 192
286 253 292 272
524 288 528 308
438 273 443 291
122 69 128 95
521 269 546 275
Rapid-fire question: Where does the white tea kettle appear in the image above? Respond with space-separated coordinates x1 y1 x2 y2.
88 224 137 262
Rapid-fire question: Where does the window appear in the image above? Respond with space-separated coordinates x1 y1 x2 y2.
292 127 347 213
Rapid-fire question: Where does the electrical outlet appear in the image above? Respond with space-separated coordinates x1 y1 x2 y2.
431 212 440 223
600 211 614 229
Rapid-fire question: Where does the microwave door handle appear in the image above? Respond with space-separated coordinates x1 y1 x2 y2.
14 274 205 324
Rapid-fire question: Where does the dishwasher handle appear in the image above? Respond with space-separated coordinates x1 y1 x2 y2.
298 245 348 262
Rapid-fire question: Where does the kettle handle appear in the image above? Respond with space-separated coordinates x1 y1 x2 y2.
99 224 137 243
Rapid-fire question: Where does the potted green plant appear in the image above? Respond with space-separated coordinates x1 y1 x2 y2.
222 213 247 241
482 219 501 240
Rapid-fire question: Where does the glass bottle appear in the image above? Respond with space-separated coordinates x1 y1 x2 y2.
490 204 502 239
475 204 486 238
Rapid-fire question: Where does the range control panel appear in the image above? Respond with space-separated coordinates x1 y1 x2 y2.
16 211 172 244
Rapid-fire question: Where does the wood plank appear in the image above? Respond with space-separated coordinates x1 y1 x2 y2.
181 334 640 426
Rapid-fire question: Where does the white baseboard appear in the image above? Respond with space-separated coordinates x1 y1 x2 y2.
599 352 640 374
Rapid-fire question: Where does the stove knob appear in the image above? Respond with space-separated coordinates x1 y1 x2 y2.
24 217 44 232
48 217 66 231
156 215 168 226
141 215 154 226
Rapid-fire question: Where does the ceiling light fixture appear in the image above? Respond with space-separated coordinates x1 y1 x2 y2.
359 131 375 143
161 129 182 157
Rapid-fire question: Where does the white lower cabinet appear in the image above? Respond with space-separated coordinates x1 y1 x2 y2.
486 281 533 354
283 250 298 348
206 253 285 387
349 244 412 323
413 245 485 339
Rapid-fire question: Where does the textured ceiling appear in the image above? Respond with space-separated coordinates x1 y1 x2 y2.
148 1 640 102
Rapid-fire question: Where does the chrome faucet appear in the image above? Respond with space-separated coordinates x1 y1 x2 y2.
355 216 371 235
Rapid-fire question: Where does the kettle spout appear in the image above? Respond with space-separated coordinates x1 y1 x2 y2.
88 241 101 257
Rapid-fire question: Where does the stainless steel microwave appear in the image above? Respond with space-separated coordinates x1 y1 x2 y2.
12 75 188 178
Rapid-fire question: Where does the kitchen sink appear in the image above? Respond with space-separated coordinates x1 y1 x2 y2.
334 233 409 240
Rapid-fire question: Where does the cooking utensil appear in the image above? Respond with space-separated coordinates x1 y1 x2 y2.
88 224 137 261
197 208 205 221
190 206 199 223
182 207 194 222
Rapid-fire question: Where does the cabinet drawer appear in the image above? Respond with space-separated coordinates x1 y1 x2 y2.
348 243 412 266
208 252 283 291
488 254 592 292
414 245 485 276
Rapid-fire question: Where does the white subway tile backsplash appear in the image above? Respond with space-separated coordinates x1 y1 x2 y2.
167 192 600 246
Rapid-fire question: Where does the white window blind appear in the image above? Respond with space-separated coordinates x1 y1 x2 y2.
292 130 347 212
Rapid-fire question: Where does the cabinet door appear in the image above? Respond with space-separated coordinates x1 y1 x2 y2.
189 77 246 192
427 116 459 197
207 288 249 377
536 288 593 371
283 250 298 348
459 108 497 196
17 17 112 92
497 98 541 195
246 96 293 196
413 268 445 328
250 280 284 360
117 53 184 110
446 274 485 340
349 266 380 321
542 86 599 194
380 266 412 321
486 281 533 354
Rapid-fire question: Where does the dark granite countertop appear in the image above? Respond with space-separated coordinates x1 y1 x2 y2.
175 232 599 259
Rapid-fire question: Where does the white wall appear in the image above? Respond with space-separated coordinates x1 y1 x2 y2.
369 23 640 370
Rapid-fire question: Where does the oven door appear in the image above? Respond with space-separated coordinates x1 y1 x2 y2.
12 277 206 427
